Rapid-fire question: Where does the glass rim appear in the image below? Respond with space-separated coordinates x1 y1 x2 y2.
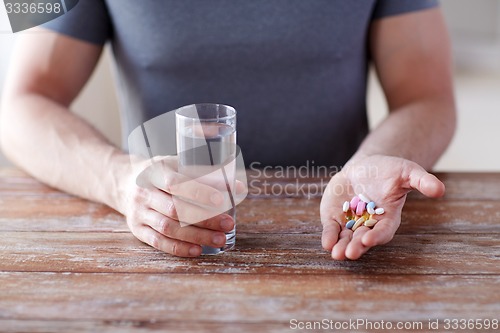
175 103 236 122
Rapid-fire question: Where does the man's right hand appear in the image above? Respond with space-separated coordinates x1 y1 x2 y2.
121 156 235 257
1 29 238 258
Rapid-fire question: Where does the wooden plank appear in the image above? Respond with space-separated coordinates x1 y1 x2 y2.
1 168 498 331
3 168 500 200
0 318 494 333
1 168 500 235
0 169 61 196
0 232 498 275
1 196 499 234
238 198 500 234
0 320 289 333
0 196 127 232
437 172 500 200
0 273 498 322
399 199 500 234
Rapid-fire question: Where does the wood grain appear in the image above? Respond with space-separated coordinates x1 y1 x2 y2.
1 168 499 332
0 232 498 275
0 273 498 322
1 196 500 234
0 320 290 333
3 169 500 200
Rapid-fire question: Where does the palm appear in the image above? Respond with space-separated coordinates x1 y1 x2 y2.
320 155 445 260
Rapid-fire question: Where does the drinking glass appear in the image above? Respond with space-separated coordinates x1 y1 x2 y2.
175 104 237 254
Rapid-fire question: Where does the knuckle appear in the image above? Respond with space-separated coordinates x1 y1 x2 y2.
171 242 183 257
190 231 205 246
126 215 140 230
130 190 141 205
143 190 152 207
127 219 141 235
133 186 150 206
158 217 171 236
164 173 177 192
149 234 161 250
165 200 177 219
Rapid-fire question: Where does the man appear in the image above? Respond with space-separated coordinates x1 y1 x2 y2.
0 0 455 259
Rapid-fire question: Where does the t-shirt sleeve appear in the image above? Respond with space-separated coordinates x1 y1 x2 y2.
372 0 439 20
42 0 111 45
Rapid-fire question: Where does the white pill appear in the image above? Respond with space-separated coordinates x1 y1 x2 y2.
375 208 385 215
358 193 371 203
367 206 375 215
342 201 350 212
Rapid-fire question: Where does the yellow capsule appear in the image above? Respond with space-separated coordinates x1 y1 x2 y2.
352 216 366 231
364 219 378 227
345 212 354 221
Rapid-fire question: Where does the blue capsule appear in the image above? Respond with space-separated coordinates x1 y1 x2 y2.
367 201 376 215
346 220 356 229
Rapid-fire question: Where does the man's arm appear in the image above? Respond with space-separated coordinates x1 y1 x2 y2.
0 29 130 212
1 29 234 257
354 7 456 167
321 7 456 260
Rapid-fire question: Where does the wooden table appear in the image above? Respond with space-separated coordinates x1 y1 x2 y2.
0 168 499 332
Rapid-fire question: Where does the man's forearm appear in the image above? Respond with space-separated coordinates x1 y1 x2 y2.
0 93 130 213
350 98 456 170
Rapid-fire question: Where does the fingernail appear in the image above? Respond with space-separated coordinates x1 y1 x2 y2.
211 193 223 205
189 247 201 256
213 234 226 245
220 218 233 230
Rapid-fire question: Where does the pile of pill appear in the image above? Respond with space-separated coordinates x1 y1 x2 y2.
342 194 385 231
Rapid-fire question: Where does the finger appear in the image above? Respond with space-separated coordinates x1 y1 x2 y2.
345 226 371 260
320 185 345 251
149 167 226 208
193 213 235 232
361 217 399 247
146 210 228 248
146 188 178 220
331 229 352 260
173 195 231 226
147 187 231 226
406 163 445 198
321 221 341 252
146 187 228 226
133 225 202 257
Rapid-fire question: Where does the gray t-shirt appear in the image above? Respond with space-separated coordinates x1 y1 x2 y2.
44 0 438 167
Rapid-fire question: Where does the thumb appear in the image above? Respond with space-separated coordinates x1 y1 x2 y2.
406 162 445 198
